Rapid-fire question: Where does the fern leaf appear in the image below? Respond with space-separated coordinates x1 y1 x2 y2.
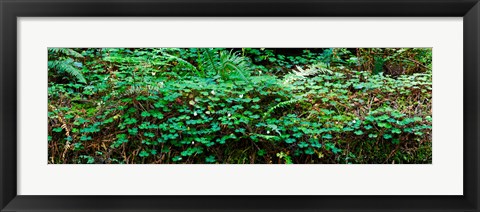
162 52 201 76
200 48 219 75
292 62 332 77
263 98 302 119
48 48 84 58
48 60 87 84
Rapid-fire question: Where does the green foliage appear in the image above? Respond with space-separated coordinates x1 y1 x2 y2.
292 62 332 77
48 48 87 84
48 48 432 164
198 49 251 81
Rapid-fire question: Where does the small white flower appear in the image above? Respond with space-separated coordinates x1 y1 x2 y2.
352 120 356 123
228 113 231 117
239 94 243 98
193 111 198 116
206 111 211 115
152 72 156 76
267 131 270 134
191 141 195 145
259 71 262 75
211 90 216 95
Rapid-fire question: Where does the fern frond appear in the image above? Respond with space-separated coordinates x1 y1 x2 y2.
48 60 87 84
218 50 251 81
199 48 219 75
162 52 201 76
119 84 162 97
292 62 332 77
197 49 251 82
263 98 303 119
48 48 84 58
224 62 249 82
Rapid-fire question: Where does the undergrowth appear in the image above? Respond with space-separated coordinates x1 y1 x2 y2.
48 48 432 164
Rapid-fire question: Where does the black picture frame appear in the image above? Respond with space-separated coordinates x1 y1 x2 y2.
1 0 479 211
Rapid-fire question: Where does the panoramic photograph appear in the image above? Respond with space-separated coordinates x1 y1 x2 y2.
48 48 432 164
